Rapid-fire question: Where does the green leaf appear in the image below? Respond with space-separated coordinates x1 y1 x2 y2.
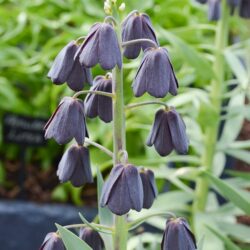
226 170 250 180
204 172 250 215
56 224 92 250
228 140 250 149
218 222 250 244
225 149 250 164
219 93 245 144
206 224 241 250
96 168 113 226
96 168 114 250
225 49 249 89
158 27 214 82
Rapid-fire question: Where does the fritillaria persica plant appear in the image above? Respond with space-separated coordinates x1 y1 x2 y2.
41 0 196 249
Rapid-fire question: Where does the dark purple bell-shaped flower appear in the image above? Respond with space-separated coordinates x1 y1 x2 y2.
239 0 250 18
132 47 178 98
139 168 158 209
100 164 143 215
122 11 158 59
75 23 122 70
79 228 104 250
57 145 93 187
147 108 189 156
161 218 197 250
85 75 113 123
196 0 207 3
208 0 221 21
44 97 88 145
47 41 92 91
39 232 65 250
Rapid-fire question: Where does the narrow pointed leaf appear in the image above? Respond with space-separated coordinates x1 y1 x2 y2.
56 224 92 250
204 172 250 214
206 224 241 250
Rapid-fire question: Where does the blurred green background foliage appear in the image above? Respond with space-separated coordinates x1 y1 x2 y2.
0 0 250 249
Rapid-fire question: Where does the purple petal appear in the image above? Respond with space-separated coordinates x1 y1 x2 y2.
167 109 189 154
98 24 122 70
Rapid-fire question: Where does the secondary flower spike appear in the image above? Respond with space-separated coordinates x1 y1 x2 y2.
100 164 143 215
79 228 104 250
47 41 92 91
39 232 65 250
76 23 122 70
57 145 93 187
161 218 197 250
132 47 178 98
139 168 158 209
44 97 88 145
85 75 113 123
239 0 250 18
122 11 158 59
147 108 189 156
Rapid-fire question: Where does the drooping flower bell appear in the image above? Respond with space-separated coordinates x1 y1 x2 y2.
75 23 122 70
47 41 92 91
39 232 65 250
79 228 104 250
132 47 178 98
239 0 250 18
100 164 143 215
207 0 221 20
196 0 250 20
85 75 113 123
44 97 88 145
147 108 189 156
161 218 197 250
139 168 158 209
57 145 93 187
122 11 158 59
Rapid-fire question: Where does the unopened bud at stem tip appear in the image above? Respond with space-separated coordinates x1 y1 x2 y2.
119 3 126 11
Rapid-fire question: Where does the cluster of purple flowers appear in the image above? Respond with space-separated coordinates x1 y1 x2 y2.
40 218 196 250
196 0 250 20
43 8 192 250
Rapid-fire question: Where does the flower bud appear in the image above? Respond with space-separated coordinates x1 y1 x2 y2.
161 218 197 250
39 232 65 250
85 75 113 123
119 3 126 11
100 164 143 215
139 168 158 209
44 97 88 145
79 228 104 250
132 47 178 98
147 108 189 156
57 145 93 187
122 11 158 59
75 23 122 70
47 41 92 91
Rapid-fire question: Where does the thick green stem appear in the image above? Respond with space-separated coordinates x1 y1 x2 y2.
112 7 128 250
192 0 230 215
